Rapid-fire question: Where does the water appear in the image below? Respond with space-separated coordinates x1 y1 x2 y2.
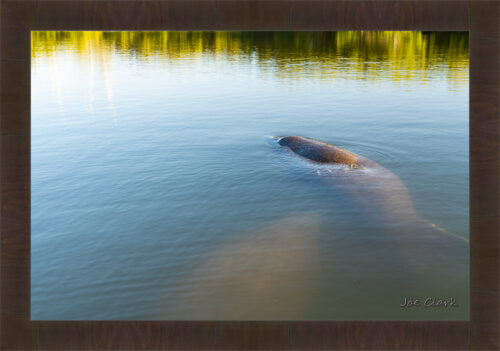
31 32 469 320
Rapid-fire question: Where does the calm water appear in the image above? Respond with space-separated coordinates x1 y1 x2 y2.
31 32 469 320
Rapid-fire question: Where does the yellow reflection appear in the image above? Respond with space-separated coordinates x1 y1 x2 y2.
31 31 468 86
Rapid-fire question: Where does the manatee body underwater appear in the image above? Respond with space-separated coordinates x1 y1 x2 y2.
277 136 469 282
167 213 323 320
169 136 468 320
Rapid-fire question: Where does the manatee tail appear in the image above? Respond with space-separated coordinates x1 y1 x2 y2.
425 220 469 243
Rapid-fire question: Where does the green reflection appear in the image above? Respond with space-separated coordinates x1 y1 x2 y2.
31 31 468 84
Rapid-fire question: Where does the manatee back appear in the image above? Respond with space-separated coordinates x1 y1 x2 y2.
278 136 359 165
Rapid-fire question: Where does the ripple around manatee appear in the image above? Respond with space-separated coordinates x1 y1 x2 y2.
339 140 399 164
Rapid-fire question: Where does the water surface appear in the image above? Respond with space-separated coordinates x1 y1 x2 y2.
31 31 469 320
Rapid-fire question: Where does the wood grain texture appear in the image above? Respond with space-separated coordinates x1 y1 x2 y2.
0 94 31 137
290 321 471 350
0 314 37 350
35 322 91 350
470 290 500 350
167 322 216 350
470 0 499 38
1 134 30 266
470 216 500 292
86 322 173 350
36 0 91 30
0 58 31 137
215 0 290 30
0 60 30 102
469 2 500 349
37 0 219 31
0 134 31 343
469 60 499 217
215 322 289 350
0 8 31 62
289 0 346 30
470 159 500 218
1 0 499 350
87 0 217 30
153 1 217 30
290 0 469 31
1 0 37 29
87 1 163 30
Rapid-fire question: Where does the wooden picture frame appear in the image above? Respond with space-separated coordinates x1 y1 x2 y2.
1 0 498 349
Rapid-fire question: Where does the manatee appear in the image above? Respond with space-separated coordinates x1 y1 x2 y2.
165 136 468 320
278 135 359 165
278 136 467 237
277 136 469 280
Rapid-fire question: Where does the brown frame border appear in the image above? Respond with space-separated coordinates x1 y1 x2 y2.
1 1 498 350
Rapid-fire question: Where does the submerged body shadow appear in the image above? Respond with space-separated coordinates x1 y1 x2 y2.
276 136 468 285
